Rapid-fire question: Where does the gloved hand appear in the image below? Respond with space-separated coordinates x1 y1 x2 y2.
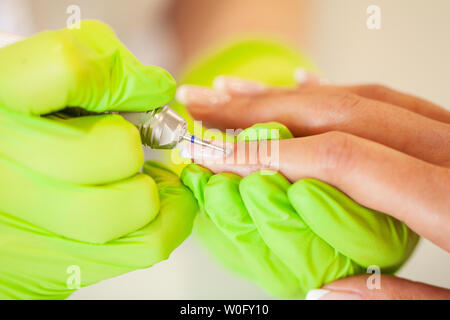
0 20 197 299
181 123 418 299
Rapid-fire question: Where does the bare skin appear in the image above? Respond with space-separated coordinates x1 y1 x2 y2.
322 275 450 300
176 76 450 299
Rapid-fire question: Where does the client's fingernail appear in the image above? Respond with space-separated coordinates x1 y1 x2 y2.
213 76 267 94
305 289 362 300
294 68 329 85
319 78 330 85
176 85 231 107
294 68 309 84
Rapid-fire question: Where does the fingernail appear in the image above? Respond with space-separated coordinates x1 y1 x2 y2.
213 76 267 94
294 68 329 86
178 140 232 160
294 68 309 84
305 289 362 300
319 78 330 85
176 85 231 107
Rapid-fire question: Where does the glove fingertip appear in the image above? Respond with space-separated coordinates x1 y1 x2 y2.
287 178 316 198
140 65 177 108
180 164 213 207
207 172 242 185
240 171 290 195
237 122 293 142
180 164 213 182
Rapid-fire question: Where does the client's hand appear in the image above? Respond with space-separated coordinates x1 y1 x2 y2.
176 75 450 299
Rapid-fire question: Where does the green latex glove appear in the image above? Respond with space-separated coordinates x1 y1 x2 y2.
181 123 418 299
0 20 197 299
1 160 197 299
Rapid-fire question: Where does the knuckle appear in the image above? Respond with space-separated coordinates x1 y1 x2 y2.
316 131 357 174
315 92 363 114
48 32 86 84
364 84 390 99
243 95 262 111
330 92 362 110
51 33 78 65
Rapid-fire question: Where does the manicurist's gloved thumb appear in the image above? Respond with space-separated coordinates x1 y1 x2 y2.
0 20 175 115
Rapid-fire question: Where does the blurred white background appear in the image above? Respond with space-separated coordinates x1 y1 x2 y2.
1 0 448 299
